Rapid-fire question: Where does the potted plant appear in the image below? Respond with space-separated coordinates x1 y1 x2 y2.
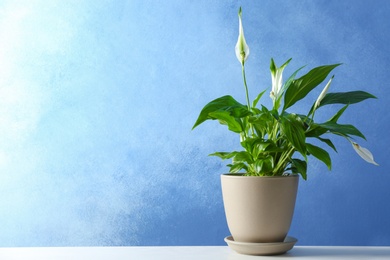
192 7 378 256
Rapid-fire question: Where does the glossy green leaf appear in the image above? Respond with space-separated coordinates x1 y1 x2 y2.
280 113 306 156
252 89 267 108
232 151 253 164
254 155 274 174
248 106 275 136
227 162 247 173
318 91 377 108
319 121 366 139
209 151 238 160
305 123 328 138
208 110 243 133
192 95 249 129
240 137 267 152
307 143 331 170
291 159 307 180
283 64 340 110
316 137 337 152
329 104 348 123
282 65 305 95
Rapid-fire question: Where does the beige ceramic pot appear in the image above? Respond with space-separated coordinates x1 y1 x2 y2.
221 174 299 243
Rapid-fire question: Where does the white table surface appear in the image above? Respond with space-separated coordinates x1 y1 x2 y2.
0 246 389 259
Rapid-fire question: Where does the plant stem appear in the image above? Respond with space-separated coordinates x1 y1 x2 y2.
241 63 256 138
241 64 251 110
273 146 295 175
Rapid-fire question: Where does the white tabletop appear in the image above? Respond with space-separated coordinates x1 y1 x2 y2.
0 246 389 259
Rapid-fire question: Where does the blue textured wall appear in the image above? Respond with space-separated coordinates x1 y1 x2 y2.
0 0 389 246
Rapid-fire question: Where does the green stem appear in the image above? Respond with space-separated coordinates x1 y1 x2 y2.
304 105 316 129
270 119 279 140
273 146 295 175
241 63 255 138
241 63 251 110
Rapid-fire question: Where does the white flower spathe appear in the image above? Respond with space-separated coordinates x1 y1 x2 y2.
351 142 379 166
315 76 334 109
270 59 290 101
235 7 249 65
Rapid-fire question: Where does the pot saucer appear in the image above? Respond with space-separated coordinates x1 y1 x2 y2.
224 235 297 256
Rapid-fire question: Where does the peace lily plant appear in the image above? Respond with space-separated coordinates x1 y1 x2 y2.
192 7 378 180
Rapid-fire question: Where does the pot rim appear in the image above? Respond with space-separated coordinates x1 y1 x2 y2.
221 173 299 179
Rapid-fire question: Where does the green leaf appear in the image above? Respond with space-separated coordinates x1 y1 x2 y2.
209 151 238 160
240 137 266 152
263 142 284 153
252 89 267 108
306 121 365 140
249 113 272 125
316 137 337 152
248 107 275 136
319 121 366 139
192 95 249 129
305 124 328 138
280 113 306 156
232 151 253 164
318 91 377 108
296 113 312 128
282 65 305 95
306 143 332 170
329 104 348 123
291 159 307 180
208 110 243 133
254 155 274 174
227 162 248 173
270 108 279 120
283 64 341 110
